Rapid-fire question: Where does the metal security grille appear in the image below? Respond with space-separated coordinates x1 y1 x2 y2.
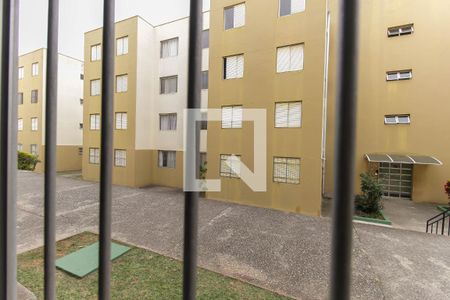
379 162 413 200
0 1 358 299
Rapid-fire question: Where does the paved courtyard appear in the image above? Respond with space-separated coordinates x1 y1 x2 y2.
17 171 450 299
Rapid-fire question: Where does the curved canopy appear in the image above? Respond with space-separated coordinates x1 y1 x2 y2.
365 153 443 165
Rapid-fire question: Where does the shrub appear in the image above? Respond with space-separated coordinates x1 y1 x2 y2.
355 172 383 214
18 151 39 171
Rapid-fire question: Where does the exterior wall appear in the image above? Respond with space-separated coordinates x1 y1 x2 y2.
325 0 450 204
18 49 83 172
82 17 140 186
206 0 328 216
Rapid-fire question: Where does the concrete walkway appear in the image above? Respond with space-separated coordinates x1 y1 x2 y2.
17 171 450 299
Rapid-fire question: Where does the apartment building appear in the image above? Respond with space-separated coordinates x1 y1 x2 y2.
82 10 210 187
18 48 84 172
207 0 449 216
207 0 328 216
325 0 449 205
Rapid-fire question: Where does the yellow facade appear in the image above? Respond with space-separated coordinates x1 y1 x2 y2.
18 49 82 172
206 0 328 216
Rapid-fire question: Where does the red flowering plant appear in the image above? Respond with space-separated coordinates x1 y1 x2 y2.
445 180 450 206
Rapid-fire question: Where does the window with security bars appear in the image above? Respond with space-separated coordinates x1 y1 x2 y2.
89 148 100 164
91 79 101 96
158 150 176 168
114 149 127 167
224 3 246 30
31 117 38 131
115 112 128 130
273 157 301 184
160 37 179 58
18 119 23 131
224 55 244 79
277 44 304 73
160 113 177 131
18 66 24 79
116 36 128 56
160 76 178 94
116 74 128 93
387 24 414 37
275 101 301 128
32 62 39 76
386 70 412 81
91 44 101 61
90 114 100 130
31 90 38 103
30 144 38 156
220 154 241 178
279 0 306 17
18 92 23 104
221 105 242 128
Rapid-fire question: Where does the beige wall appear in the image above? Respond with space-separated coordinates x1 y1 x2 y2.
206 0 328 216
325 0 450 204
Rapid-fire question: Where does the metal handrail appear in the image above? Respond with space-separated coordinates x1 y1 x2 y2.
426 209 450 235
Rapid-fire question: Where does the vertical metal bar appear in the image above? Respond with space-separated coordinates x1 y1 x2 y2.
98 0 115 299
183 0 203 299
44 0 59 298
330 0 359 299
0 0 19 298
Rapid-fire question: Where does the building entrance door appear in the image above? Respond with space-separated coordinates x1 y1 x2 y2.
378 162 413 200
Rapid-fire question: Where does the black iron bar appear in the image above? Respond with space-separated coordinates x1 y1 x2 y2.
0 0 19 299
98 0 115 299
330 0 360 299
44 0 59 298
183 0 203 299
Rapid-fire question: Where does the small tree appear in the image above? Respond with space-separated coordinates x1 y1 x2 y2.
444 180 450 207
18 151 40 171
355 172 383 214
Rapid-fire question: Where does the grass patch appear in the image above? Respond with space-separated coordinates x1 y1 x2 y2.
354 210 384 220
18 232 290 300
353 210 392 225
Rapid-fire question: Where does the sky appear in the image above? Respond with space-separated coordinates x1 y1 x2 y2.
18 0 191 60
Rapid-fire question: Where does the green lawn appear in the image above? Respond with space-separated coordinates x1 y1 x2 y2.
18 232 290 300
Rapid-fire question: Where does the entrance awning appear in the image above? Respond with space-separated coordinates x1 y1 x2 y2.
365 153 443 165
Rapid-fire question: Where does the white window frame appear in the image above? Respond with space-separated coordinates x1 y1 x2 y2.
273 157 301 184
18 118 23 131
159 113 177 131
160 37 179 58
115 112 128 130
31 62 39 76
279 0 306 17
384 115 411 125
91 79 101 96
275 101 302 128
224 54 244 79
220 154 241 178
31 89 38 103
116 36 129 56
114 149 127 167
17 144 23 151
30 144 38 156
386 70 412 81
160 76 178 94
89 148 100 164
158 150 176 168
18 66 24 79
31 117 38 131
221 105 243 129
277 44 304 73
116 74 128 93
90 114 100 130
224 3 246 30
387 24 414 37
91 44 102 61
